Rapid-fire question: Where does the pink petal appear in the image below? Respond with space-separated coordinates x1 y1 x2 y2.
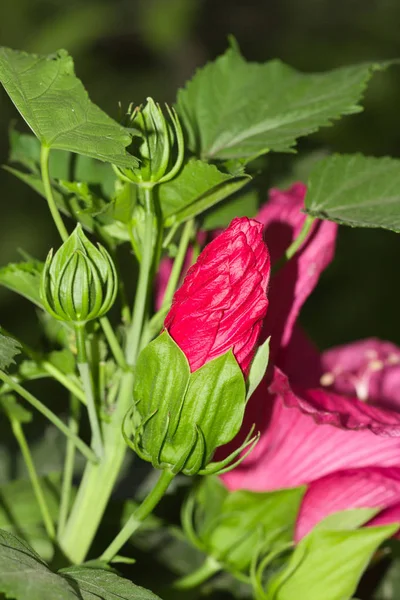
164 218 270 373
369 502 400 532
222 369 400 492
258 183 338 362
295 467 400 541
278 325 323 388
273 368 400 436
321 338 400 411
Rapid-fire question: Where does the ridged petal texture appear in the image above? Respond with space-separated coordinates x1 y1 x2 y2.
164 217 270 373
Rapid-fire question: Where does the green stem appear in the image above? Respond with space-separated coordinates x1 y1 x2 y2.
272 215 315 274
57 394 80 538
41 360 86 405
125 187 154 366
60 370 134 563
11 419 56 540
100 469 175 562
40 145 69 242
99 317 127 371
0 370 97 463
0 326 86 404
75 325 104 459
173 556 221 590
161 219 194 310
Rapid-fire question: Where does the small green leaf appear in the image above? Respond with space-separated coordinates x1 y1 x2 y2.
0 260 43 307
305 153 400 231
190 477 305 573
246 337 270 401
0 332 21 371
0 394 32 424
0 529 78 599
201 188 258 231
4 166 97 232
158 158 248 225
266 515 397 600
177 43 387 160
60 566 162 599
0 47 137 168
0 474 61 559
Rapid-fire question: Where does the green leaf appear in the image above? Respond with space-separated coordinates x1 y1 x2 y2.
0 529 78 599
0 332 21 371
246 337 270 401
4 166 97 232
177 43 386 160
0 260 43 307
0 47 137 168
158 158 249 225
191 477 305 573
0 473 61 559
304 153 400 231
266 516 397 600
0 394 32 424
201 187 258 231
60 566 162 600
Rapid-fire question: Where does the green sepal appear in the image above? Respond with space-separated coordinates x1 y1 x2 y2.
127 331 247 475
182 476 306 575
115 98 184 187
40 224 118 325
246 337 270 401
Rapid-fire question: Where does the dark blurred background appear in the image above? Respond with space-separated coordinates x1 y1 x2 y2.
1 0 400 351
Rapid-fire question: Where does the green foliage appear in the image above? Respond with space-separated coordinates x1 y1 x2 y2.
0 529 162 600
0 474 60 559
60 566 162 599
158 158 249 225
177 42 385 160
305 153 400 231
0 332 21 370
185 477 305 574
0 47 137 167
264 510 396 600
0 260 43 307
0 529 78 599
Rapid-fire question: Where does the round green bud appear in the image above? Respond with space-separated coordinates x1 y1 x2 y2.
40 225 118 325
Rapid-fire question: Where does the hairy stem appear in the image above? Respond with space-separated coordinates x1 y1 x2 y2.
272 215 315 274
57 394 80 538
125 187 154 366
0 370 97 464
161 219 194 310
60 370 134 563
40 145 69 242
173 557 221 590
75 325 103 459
99 317 127 371
100 469 175 562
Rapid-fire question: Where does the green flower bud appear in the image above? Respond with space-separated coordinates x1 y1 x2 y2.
116 98 184 187
123 332 258 477
40 225 117 325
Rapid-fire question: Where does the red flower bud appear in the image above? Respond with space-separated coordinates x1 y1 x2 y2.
164 217 270 374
